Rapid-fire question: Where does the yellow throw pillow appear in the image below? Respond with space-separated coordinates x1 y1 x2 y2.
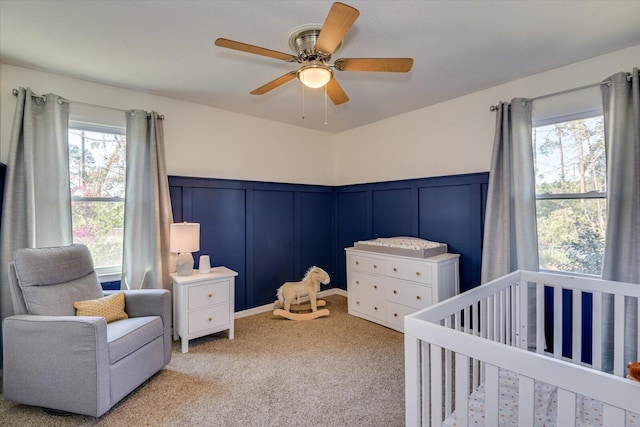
74 292 128 323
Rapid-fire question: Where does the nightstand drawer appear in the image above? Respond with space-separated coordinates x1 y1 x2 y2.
188 305 229 335
188 281 230 309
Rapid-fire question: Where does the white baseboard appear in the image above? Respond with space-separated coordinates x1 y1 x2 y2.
234 287 347 319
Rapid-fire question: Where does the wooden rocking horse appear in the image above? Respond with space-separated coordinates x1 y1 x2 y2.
273 266 330 320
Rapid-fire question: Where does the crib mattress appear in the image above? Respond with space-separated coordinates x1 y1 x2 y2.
443 369 639 427
353 237 447 258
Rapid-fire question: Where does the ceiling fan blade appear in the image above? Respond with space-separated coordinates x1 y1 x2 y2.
315 2 360 54
326 78 349 105
215 38 295 61
334 58 414 72
250 72 297 95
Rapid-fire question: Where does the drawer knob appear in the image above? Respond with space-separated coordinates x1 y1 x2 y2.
208 317 212 321
373 285 377 289
393 290 397 294
208 293 213 298
356 280 360 284
416 296 421 300
393 267 397 272
356 301 360 305
394 313 398 317
374 306 378 310
373 264 377 269
416 272 421 276
355 261 359 265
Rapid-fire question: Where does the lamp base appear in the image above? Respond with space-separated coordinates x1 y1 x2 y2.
176 252 194 276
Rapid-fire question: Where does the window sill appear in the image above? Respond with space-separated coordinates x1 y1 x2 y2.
98 271 121 283
539 268 600 280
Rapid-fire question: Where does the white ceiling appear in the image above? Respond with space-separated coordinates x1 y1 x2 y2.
1 1 639 134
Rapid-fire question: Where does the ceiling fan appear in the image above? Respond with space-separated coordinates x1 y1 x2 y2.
214 2 413 105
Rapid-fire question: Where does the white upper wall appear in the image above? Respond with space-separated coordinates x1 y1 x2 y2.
335 44 640 185
1 44 638 186
0 65 336 186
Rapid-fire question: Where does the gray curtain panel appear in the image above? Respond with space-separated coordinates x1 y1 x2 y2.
481 99 539 348
601 68 640 373
481 99 539 283
0 87 72 364
122 110 173 290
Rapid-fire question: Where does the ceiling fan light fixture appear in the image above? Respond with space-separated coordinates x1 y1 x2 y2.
298 64 332 88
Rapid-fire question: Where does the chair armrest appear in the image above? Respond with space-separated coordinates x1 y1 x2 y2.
112 289 172 365
2 315 111 416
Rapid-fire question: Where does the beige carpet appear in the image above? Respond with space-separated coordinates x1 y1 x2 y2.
0 295 406 426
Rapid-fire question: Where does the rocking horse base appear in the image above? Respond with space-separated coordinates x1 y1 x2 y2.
273 299 329 320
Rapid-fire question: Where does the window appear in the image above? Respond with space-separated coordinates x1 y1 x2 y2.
533 115 606 276
68 124 126 278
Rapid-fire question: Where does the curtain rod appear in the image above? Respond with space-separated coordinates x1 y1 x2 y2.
11 88 165 120
489 79 613 112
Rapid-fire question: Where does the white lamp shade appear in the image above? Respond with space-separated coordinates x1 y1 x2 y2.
170 222 200 253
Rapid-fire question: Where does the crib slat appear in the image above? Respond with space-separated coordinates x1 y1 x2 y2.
554 285 562 359
404 334 421 427
472 302 480 387
421 340 430 426
444 318 453 415
603 404 625 426
572 289 582 364
454 353 470 427
517 375 534 427
499 289 505 344
592 291 603 370
614 294 624 376
484 364 499 427
536 282 545 353
557 389 576 427
430 344 443 427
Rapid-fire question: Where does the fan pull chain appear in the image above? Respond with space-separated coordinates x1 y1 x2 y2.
324 85 328 126
302 84 305 120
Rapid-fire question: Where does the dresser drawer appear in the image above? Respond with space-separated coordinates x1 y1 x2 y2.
386 301 417 330
386 260 432 284
188 304 229 335
386 279 433 309
188 281 230 310
349 253 385 275
349 271 386 297
348 291 386 323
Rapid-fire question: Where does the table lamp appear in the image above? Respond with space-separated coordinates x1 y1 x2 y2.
170 222 200 276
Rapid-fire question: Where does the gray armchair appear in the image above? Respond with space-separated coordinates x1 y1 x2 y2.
2 244 172 417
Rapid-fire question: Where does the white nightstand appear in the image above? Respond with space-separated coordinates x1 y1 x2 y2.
171 267 238 353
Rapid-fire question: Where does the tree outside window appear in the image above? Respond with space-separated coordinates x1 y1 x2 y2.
533 116 606 275
69 127 126 272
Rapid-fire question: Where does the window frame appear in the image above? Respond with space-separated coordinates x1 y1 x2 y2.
532 112 606 277
68 120 126 282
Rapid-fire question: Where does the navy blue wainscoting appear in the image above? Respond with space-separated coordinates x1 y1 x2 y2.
336 173 489 293
169 177 336 312
170 172 489 312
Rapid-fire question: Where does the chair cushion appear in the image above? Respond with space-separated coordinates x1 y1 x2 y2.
13 245 103 315
107 316 163 364
74 292 129 323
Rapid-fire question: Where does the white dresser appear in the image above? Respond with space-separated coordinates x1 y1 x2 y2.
171 267 237 353
345 248 459 332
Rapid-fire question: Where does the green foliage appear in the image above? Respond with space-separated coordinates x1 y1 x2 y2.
69 129 126 268
534 117 606 276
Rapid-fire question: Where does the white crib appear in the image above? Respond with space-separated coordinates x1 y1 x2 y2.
404 270 640 426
